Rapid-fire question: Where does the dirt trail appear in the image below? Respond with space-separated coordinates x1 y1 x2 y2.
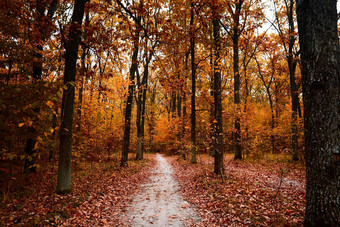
127 154 199 226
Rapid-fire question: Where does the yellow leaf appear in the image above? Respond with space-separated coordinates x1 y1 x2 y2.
46 101 54 108
18 123 25 127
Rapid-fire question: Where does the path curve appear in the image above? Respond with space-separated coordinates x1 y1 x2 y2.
127 154 199 226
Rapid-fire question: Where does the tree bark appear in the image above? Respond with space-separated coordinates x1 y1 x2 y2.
148 85 156 150
56 0 87 194
233 0 243 160
287 0 300 161
77 11 89 133
121 22 140 166
212 8 224 175
190 0 197 164
296 0 340 225
136 50 150 160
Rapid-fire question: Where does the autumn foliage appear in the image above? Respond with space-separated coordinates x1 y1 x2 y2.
2 0 334 225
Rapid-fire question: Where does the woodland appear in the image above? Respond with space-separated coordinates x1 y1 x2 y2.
0 0 339 226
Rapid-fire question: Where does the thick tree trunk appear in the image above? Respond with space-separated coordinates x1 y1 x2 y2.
56 0 87 194
190 1 197 164
296 0 340 225
212 10 224 175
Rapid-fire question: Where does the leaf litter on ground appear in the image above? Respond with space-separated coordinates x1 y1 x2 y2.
169 154 305 226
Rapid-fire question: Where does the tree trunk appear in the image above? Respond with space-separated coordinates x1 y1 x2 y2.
190 1 197 164
136 55 150 160
296 0 340 225
77 12 88 133
243 62 249 157
268 91 275 154
212 8 224 175
56 0 87 194
233 0 243 160
49 110 57 162
287 0 300 161
176 92 182 141
148 86 156 150
209 50 215 157
121 23 140 166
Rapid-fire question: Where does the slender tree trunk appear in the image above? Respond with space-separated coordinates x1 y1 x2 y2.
136 57 149 160
140 77 147 155
6 60 12 85
289 57 299 161
121 23 140 166
209 49 215 157
190 1 197 163
287 0 300 161
148 86 156 150
77 12 88 133
56 0 87 194
77 76 84 132
268 91 275 154
49 110 57 162
233 35 242 160
287 0 299 160
243 62 249 157
136 80 143 159
233 1 243 160
176 91 182 141
296 0 340 225
182 51 189 145
212 8 224 175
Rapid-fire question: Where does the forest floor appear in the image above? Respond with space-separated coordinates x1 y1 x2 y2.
169 154 306 226
0 153 305 226
0 154 156 226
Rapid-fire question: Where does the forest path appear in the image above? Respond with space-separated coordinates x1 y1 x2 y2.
127 154 199 226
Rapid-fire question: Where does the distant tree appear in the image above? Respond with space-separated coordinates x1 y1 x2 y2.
56 0 88 194
296 0 340 225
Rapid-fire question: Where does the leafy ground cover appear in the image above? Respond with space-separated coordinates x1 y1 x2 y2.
0 154 156 226
170 154 305 226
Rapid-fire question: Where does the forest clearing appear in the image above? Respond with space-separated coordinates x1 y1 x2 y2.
0 0 339 226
